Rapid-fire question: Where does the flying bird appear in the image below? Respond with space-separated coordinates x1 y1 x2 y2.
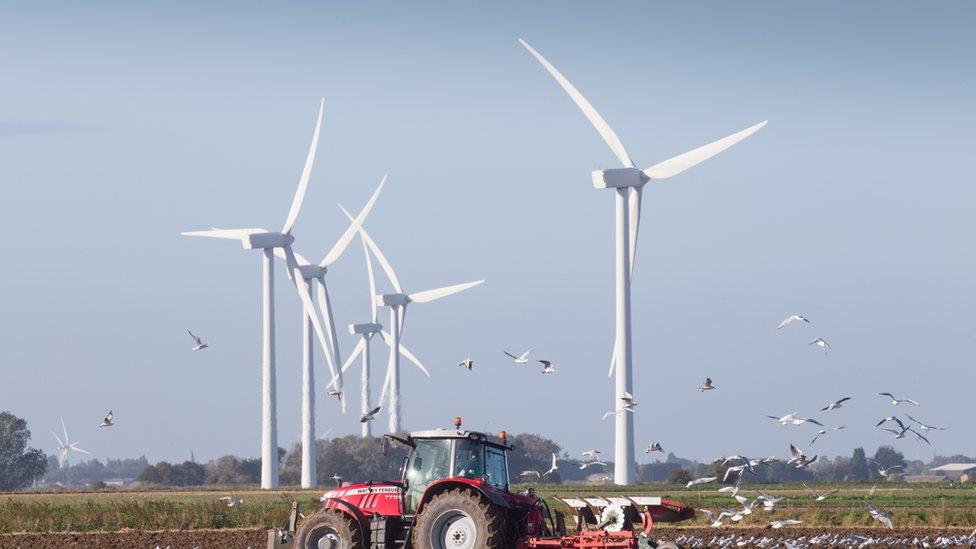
879 392 919 406
601 410 622 421
327 388 343 401
518 470 541 480
810 425 847 445
504 348 533 364
699 378 715 392
360 406 381 423
99 410 114 428
770 519 803 529
820 397 851 411
867 504 893 530
876 416 906 430
219 496 243 507
803 484 838 501
686 476 717 488
909 427 931 445
809 337 830 353
329 473 343 487
619 392 636 413
697 508 728 528
787 443 817 469
777 314 810 329
458 358 474 370
543 453 558 476
580 459 606 470
582 450 602 459
905 414 947 431
645 442 663 453
539 360 556 374
767 413 824 427
188 331 208 351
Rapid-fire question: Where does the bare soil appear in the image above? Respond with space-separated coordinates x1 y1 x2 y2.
0 528 265 549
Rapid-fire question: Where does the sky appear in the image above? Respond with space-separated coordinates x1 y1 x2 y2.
1 1 974 468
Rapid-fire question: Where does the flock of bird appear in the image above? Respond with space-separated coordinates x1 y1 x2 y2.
663 529 976 549
456 348 557 375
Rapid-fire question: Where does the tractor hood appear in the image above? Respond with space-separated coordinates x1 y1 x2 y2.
321 481 404 517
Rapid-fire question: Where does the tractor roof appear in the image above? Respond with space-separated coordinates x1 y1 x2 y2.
408 429 510 448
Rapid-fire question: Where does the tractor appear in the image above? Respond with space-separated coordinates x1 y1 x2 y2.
283 420 694 549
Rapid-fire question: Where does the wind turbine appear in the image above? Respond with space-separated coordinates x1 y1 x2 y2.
273 175 387 487
50 418 89 468
340 206 484 433
182 99 347 489
519 39 766 485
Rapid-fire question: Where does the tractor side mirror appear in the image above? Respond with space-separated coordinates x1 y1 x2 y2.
381 436 390 456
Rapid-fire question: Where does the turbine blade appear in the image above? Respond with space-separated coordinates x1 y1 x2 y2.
285 247 344 406
320 175 387 267
316 278 344 393
362 235 379 323
51 430 64 447
408 280 485 304
340 337 367 375
282 98 325 234
339 204 403 293
642 120 768 180
377 358 394 408
608 341 617 378
61 417 68 445
181 228 261 240
71 446 91 455
380 329 431 377
628 186 641 278
272 247 312 266
518 38 633 168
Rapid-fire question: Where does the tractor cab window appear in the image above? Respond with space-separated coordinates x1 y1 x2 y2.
485 447 509 491
404 439 452 515
454 439 486 479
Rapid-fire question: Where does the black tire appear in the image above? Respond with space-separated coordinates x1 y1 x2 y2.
295 510 364 549
412 488 506 549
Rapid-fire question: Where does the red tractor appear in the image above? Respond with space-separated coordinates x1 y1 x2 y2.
288 423 694 549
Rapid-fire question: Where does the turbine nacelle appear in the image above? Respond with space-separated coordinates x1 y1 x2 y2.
349 322 383 335
243 232 295 250
296 264 327 280
376 293 411 307
592 167 648 189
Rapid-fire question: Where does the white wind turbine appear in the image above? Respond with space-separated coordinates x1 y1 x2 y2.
273 175 387 487
51 418 89 468
182 99 348 489
520 39 766 485
340 206 484 433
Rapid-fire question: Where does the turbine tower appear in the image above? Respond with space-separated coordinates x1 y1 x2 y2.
275 175 387 487
50 418 89 468
182 99 346 489
520 39 766 485
340 207 483 433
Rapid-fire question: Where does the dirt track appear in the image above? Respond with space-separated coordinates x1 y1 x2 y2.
2 526 974 548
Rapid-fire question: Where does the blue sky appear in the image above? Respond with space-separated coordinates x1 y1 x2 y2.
1 1 974 466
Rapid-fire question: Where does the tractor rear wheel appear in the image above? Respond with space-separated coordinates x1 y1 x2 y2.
295 510 363 549
412 488 506 549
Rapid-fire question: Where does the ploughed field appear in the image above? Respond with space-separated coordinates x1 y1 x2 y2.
1 484 974 547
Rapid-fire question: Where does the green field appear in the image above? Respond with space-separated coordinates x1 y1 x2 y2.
1 483 973 533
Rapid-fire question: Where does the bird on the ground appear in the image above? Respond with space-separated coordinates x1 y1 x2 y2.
770 519 803 529
539 360 556 374
778 314 810 329
582 450 601 460
879 392 919 406
504 348 533 364
360 406 381 423
787 443 817 469
329 473 343 487
99 411 114 428
809 337 830 353
645 442 663 453
580 459 606 470
906 414 946 431
543 453 558 476
188 330 208 351
803 484 838 501
767 413 824 427
686 476 717 488
867 504 894 529
820 397 851 411
458 358 474 370
619 391 636 412
810 425 847 445
219 496 243 507
699 377 715 392
876 416 906 429
518 470 541 480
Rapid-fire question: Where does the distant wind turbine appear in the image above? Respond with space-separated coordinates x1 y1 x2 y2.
50 418 90 468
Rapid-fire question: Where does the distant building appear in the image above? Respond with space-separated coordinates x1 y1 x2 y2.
103 478 135 487
927 463 976 481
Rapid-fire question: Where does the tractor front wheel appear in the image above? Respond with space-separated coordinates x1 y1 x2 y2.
412 488 506 549
295 510 363 549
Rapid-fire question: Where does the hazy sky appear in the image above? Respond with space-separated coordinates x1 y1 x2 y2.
2 1 974 468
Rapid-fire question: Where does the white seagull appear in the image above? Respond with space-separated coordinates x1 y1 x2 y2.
360 406 381 423
543 453 559 476
803 483 838 501
810 425 847 445
329 473 343 487
879 392 919 406
518 470 541 480
539 360 556 374
876 416 906 429
787 443 817 469
219 496 243 507
699 377 715 392
504 348 533 364
905 414 947 431
99 410 114 428
809 337 830 353
620 392 636 412
777 314 810 329
820 397 851 411
867 504 893 530
767 412 824 427
645 442 663 453
582 450 602 460
458 358 474 370
770 519 803 529
601 410 622 421
188 330 208 351
686 476 717 488
580 459 606 470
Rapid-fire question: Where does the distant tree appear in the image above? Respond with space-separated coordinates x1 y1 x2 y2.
89 480 107 490
666 469 693 485
759 460 815 483
848 448 871 481
0 411 48 490
637 461 682 483
508 434 562 479
139 460 205 486
815 456 852 482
